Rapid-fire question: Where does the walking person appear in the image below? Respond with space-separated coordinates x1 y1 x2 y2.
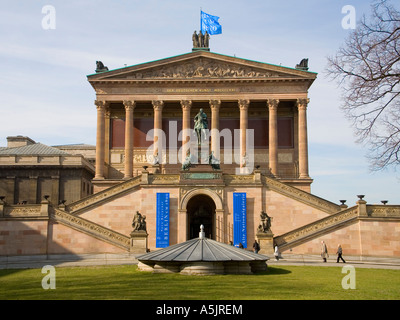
253 240 260 253
321 241 329 262
336 244 346 263
274 245 280 261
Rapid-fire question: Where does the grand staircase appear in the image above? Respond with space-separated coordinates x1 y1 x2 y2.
48 176 143 252
3 172 398 254
52 173 348 253
51 207 132 251
273 206 358 251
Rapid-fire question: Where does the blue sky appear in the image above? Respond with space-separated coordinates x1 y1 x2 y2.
0 0 399 204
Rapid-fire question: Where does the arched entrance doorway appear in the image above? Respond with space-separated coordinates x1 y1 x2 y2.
187 194 216 239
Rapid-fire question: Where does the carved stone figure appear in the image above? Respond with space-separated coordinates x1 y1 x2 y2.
257 211 272 233
192 31 199 48
296 58 309 71
204 31 210 48
194 109 208 144
193 30 210 48
95 61 109 73
198 31 204 47
131 59 275 79
152 153 159 165
208 151 220 170
182 152 192 170
132 211 147 232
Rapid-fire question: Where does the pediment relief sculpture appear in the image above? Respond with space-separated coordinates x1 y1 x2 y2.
116 59 287 80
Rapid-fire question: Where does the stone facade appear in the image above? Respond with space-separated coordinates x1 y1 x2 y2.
88 51 315 191
0 174 399 259
0 50 399 262
0 136 95 205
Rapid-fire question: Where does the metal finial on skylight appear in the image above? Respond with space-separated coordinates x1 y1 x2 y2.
199 224 205 239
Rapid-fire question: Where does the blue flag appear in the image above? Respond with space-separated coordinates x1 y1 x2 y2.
201 11 222 35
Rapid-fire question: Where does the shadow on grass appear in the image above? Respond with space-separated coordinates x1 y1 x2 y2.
0 269 25 279
254 266 292 276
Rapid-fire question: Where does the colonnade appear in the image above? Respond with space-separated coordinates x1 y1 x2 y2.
94 98 310 179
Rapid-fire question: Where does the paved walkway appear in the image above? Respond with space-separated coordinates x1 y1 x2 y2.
1 253 400 270
268 259 400 270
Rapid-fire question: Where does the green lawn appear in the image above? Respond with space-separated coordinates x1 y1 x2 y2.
0 265 399 300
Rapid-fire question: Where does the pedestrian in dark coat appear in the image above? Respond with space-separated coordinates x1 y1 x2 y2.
336 244 346 263
253 240 260 253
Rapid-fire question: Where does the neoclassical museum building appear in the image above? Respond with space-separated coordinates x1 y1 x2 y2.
1 39 399 264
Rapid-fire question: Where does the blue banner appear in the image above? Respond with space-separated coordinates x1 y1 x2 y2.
156 193 170 248
233 193 247 248
201 11 222 35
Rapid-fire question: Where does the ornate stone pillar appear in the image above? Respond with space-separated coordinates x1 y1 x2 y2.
180 100 192 163
209 99 221 157
268 99 279 177
297 98 310 179
104 106 111 173
152 100 164 162
238 99 250 167
94 100 109 179
123 100 136 179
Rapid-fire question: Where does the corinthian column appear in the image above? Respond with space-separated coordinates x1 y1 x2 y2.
123 100 136 179
209 99 221 157
152 100 164 163
238 99 250 167
94 100 109 179
268 99 279 176
297 98 310 179
180 100 192 163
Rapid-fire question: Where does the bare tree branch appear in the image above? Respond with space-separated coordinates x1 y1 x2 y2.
326 0 400 171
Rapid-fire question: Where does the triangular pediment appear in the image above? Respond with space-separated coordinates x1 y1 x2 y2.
88 51 316 82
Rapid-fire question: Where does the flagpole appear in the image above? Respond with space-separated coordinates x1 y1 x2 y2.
200 8 202 31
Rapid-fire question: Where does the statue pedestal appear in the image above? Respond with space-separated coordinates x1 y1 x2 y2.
256 231 274 255
192 47 210 52
130 231 148 254
191 143 210 165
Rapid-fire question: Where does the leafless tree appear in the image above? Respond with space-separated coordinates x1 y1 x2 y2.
326 0 400 171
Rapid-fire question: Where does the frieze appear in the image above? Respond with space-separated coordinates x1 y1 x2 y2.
125 59 280 80
52 209 131 249
4 205 41 216
367 205 400 218
150 175 179 184
264 176 340 213
182 172 222 180
164 88 239 93
275 207 358 247
67 176 141 213
224 174 254 184
94 83 310 96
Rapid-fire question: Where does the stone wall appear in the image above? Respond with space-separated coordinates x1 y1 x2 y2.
0 174 399 259
287 219 400 258
0 220 48 255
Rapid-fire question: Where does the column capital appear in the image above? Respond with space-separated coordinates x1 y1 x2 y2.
180 100 192 110
152 100 164 111
94 100 109 110
296 98 310 109
267 99 280 110
105 107 111 117
209 99 221 110
238 99 250 110
123 100 136 110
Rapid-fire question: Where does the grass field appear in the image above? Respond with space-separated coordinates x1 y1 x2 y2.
0 264 399 300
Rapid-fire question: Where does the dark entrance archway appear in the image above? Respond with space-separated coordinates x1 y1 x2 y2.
187 194 216 240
